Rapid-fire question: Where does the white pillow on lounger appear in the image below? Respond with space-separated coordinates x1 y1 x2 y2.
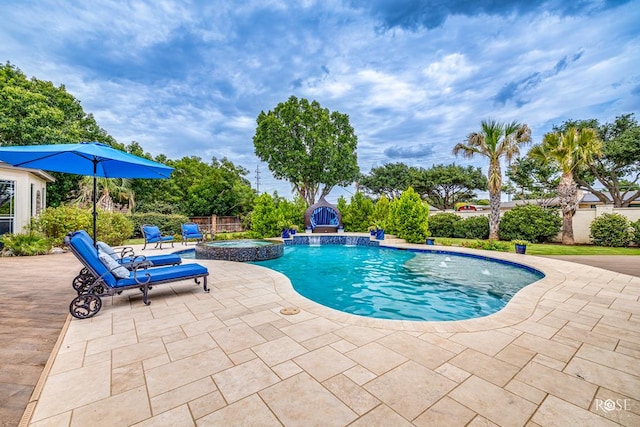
97 241 119 261
98 249 130 279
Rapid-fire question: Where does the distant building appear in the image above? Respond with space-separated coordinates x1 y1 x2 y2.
0 162 55 236
500 190 640 210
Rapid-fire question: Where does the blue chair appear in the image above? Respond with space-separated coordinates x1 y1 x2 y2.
181 222 204 245
141 224 174 250
70 230 183 294
65 231 209 319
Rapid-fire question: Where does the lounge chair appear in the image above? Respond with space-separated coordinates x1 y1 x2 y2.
65 231 209 319
141 224 174 250
70 230 183 294
181 222 204 245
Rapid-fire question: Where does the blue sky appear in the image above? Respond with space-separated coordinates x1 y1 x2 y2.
1 0 639 201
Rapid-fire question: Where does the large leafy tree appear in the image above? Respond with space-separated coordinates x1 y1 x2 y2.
453 120 531 239
359 162 415 199
557 114 640 207
529 127 602 245
0 62 118 206
413 164 487 210
505 157 559 204
253 96 359 206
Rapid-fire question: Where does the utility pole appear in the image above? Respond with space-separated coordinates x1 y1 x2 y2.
255 164 261 194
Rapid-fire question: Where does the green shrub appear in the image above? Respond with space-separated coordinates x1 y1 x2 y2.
428 213 461 237
589 213 632 247
129 212 190 237
499 204 561 243
454 216 489 239
342 193 374 232
249 193 282 238
36 205 92 245
460 239 511 252
632 219 640 247
36 205 135 246
0 231 51 256
371 196 390 229
96 211 134 246
387 188 429 243
276 197 306 230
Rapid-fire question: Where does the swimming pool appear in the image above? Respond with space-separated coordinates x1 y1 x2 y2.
251 245 544 321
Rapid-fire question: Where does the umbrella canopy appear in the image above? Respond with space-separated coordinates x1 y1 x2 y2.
0 142 174 245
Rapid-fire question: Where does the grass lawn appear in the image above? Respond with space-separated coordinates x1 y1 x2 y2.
435 237 640 255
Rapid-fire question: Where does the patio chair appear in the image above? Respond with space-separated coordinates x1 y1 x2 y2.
141 224 174 250
70 230 182 294
181 222 204 245
65 231 209 319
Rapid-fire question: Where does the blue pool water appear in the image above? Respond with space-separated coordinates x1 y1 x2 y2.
250 245 544 321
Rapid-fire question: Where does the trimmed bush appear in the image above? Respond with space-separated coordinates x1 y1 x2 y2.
460 239 511 252
632 219 640 247
342 193 374 232
36 206 135 246
248 193 282 238
129 212 190 238
387 188 429 243
454 216 489 239
96 211 134 246
590 213 632 247
371 196 390 229
498 204 562 243
0 231 51 256
36 205 92 246
428 213 461 238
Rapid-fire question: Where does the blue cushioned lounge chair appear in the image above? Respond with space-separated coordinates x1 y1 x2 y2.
181 222 204 245
65 231 209 319
71 230 183 294
141 224 174 250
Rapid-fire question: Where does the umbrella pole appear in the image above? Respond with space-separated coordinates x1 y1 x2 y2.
93 160 98 248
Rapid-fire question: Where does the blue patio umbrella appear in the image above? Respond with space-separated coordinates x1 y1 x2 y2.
0 142 173 245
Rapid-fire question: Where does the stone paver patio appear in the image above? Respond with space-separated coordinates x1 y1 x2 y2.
10 240 640 426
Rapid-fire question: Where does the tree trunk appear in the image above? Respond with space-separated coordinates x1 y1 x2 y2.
558 172 577 245
488 160 501 240
489 190 501 240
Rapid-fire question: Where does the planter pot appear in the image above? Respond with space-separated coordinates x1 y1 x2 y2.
375 229 385 240
515 244 527 254
338 228 344 234
305 228 312 234
369 230 376 236
290 229 297 235
281 229 291 239
426 238 435 245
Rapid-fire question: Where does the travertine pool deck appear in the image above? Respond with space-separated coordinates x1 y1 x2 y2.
9 242 640 426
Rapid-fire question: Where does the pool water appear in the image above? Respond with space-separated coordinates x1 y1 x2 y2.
251 245 544 321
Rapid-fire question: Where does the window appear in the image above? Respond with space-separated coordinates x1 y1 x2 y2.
0 180 15 235
36 190 42 215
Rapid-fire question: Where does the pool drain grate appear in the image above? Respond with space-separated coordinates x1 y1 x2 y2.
280 307 300 315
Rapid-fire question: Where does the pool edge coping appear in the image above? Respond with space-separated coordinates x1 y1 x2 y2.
252 241 571 333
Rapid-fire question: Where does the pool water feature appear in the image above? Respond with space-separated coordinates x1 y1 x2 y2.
252 245 544 321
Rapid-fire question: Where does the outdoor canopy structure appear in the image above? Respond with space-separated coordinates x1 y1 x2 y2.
0 142 174 245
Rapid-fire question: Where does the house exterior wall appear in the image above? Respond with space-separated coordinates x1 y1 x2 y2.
0 165 50 234
433 206 640 244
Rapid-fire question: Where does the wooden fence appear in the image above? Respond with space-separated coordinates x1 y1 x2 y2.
189 215 244 233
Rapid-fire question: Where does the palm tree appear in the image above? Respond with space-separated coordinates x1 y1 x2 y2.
453 120 531 239
75 177 135 212
528 127 602 245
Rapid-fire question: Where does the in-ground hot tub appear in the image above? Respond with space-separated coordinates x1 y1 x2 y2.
194 240 284 262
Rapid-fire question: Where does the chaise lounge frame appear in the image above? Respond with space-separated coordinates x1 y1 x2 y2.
65 232 209 319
